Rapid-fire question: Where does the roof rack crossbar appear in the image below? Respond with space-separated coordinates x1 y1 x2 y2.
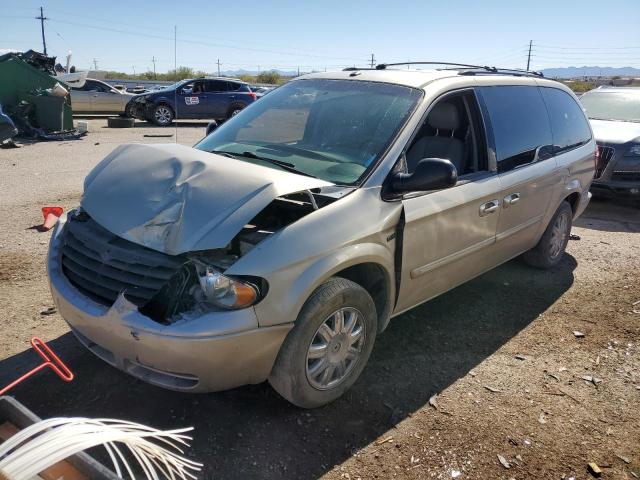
376 61 494 70
374 61 544 78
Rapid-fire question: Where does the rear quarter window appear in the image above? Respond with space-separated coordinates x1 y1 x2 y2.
539 87 591 154
478 85 553 172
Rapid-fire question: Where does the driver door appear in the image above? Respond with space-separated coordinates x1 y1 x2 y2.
395 90 504 313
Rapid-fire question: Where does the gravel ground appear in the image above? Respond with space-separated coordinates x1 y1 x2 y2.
0 119 639 479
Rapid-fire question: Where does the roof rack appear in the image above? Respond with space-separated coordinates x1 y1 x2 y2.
372 62 544 78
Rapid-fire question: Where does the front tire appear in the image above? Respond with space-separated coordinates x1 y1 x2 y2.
523 201 573 269
269 277 377 408
152 104 174 126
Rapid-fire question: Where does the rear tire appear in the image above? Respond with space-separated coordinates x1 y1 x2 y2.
269 277 377 408
226 103 245 119
523 201 573 269
152 104 174 126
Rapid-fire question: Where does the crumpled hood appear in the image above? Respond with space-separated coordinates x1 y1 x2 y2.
590 119 640 144
81 143 332 255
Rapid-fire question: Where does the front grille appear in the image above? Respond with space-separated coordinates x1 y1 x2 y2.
61 213 185 307
595 145 615 178
611 171 640 182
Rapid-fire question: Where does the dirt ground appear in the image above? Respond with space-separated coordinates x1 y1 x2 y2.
0 118 639 479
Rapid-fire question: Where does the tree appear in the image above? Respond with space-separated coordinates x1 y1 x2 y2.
256 70 281 85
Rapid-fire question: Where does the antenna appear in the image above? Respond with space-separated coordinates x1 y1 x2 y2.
35 6 48 55
174 25 178 144
526 40 533 71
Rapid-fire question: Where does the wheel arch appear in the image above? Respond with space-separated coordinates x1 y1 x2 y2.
273 243 396 334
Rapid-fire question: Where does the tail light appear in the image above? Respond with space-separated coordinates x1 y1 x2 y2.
247 91 257 100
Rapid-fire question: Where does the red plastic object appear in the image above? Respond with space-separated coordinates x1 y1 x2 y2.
0 337 74 396
41 206 64 231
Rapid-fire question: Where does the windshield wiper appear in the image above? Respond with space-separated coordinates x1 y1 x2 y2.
210 150 238 159
240 151 318 178
210 149 317 178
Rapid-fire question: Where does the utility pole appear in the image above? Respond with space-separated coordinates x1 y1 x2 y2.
297 66 300 76
151 56 157 79
216 59 221 77
93 58 98 70
35 6 48 55
526 40 532 71
369 53 376 68
132 66 136 75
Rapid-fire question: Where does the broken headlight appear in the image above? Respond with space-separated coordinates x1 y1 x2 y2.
195 263 258 310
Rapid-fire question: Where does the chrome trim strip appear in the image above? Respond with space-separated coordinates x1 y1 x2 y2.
496 214 544 242
410 236 496 279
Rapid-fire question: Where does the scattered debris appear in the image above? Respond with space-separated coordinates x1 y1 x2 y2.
616 454 630 464
375 435 394 446
587 462 602 477
428 395 438 409
40 306 56 316
581 375 603 387
483 385 501 393
515 354 527 360
538 412 547 424
144 133 174 138
569 233 581 240
497 454 511 469
599 240 610 245
573 331 585 338
451 470 461 478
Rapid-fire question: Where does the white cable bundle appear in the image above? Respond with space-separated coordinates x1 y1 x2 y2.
0 417 202 480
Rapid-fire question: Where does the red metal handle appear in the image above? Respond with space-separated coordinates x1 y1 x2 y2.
0 337 74 396
31 337 74 382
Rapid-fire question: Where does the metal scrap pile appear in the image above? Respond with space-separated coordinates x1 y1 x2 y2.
0 50 85 144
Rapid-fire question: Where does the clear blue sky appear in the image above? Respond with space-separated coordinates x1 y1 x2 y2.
2 0 639 74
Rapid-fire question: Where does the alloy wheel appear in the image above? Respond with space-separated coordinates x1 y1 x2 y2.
305 307 366 390
154 106 172 125
549 212 569 259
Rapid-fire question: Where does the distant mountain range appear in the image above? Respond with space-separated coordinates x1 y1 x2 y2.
223 66 640 80
538 66 640 78
221 68 300 77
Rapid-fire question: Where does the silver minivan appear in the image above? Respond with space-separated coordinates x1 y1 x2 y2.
48 64 595 407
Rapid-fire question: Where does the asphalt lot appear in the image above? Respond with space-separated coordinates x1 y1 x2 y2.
0 118 639 479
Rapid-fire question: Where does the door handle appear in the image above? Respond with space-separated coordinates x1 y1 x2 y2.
479 199 500 216
503 193 520 207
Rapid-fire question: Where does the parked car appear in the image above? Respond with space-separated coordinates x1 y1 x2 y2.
69 79 134 114
126 77 257 126
249 85 275 98
48 65 594 407
579 86 640 197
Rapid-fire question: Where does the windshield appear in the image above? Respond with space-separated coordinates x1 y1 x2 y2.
580 90 640 122
195 79 422 184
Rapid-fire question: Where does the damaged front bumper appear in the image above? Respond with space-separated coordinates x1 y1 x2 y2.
47 214 292 392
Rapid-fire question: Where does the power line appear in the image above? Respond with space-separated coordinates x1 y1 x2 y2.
46 18 365 62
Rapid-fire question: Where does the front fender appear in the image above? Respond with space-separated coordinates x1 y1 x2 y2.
252 242 395 328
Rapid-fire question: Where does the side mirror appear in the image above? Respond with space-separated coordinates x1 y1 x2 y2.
389 158 458 194
205 120 219 136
